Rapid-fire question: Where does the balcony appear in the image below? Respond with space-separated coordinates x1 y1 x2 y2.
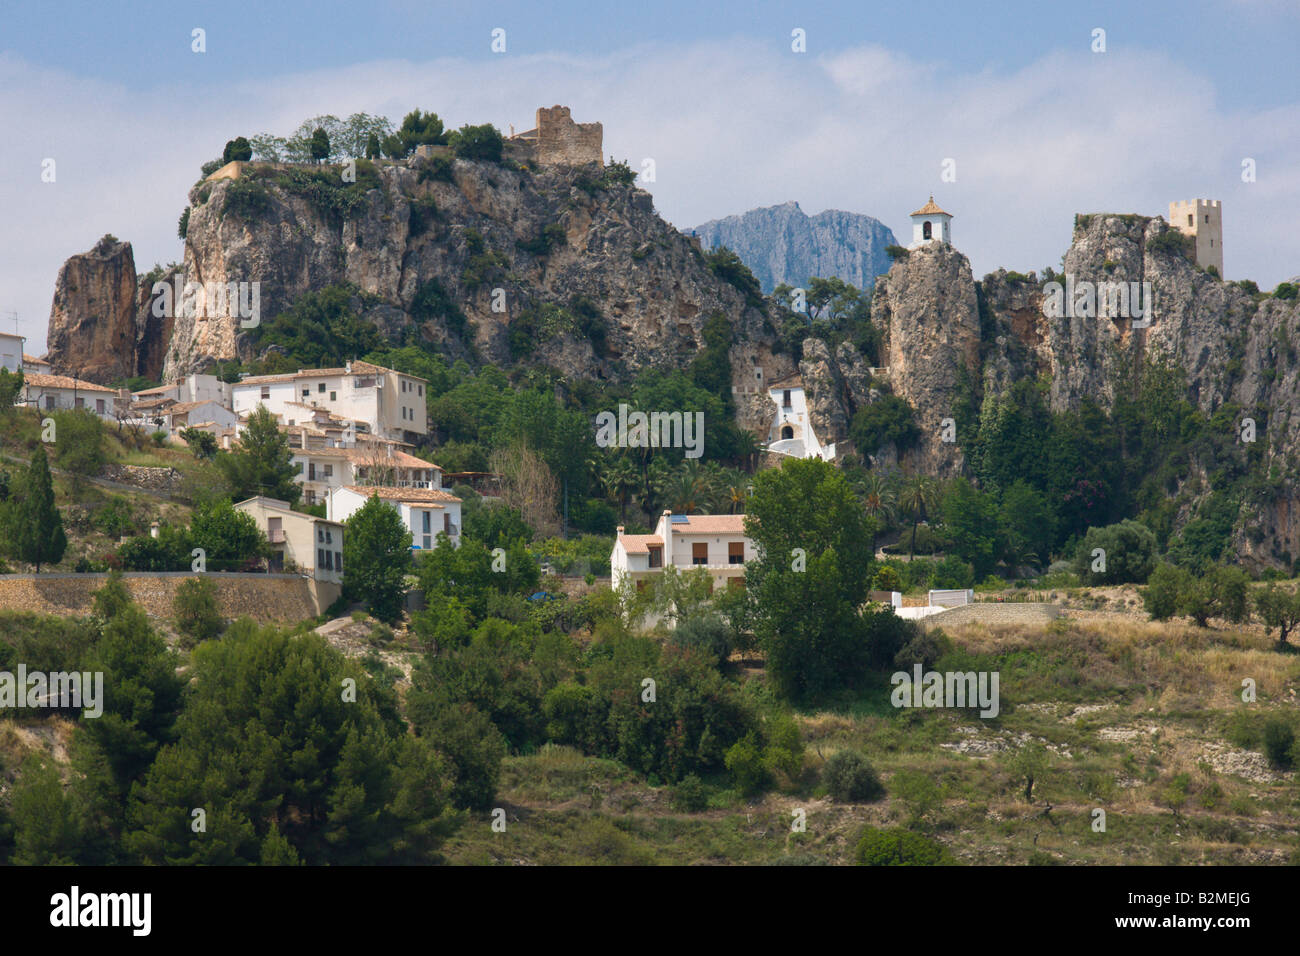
268 529 286 543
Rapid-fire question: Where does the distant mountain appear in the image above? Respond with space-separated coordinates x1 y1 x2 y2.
686 201 897 293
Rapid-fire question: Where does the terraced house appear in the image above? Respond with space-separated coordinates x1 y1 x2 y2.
292 442 443 507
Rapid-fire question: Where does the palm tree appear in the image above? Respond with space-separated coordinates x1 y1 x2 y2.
723 468 750 513
897 475 939 560
599 453 638 523
856 471 896 554
660 460 711 514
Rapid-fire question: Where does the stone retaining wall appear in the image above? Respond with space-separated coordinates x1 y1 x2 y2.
920 601 1061 627
0 573 324 623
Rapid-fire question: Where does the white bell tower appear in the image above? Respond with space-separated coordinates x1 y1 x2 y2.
909 196 952 249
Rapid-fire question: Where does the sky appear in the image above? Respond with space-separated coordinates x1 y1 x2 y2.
3 0 1299 353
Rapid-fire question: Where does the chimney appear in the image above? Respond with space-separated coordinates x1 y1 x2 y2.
150 521 160 539
616 525 624 537
346 360 352 374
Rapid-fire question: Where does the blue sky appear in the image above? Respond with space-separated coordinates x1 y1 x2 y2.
3 0 1299 351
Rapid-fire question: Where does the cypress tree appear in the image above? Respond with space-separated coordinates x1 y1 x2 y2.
14 446 67 573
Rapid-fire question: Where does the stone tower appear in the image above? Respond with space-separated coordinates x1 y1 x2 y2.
1168 199 1223 276
908 196 952 249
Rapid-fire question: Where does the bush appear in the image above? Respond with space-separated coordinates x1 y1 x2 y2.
173 576 223 645
448 124 504 163
1074 520 1157 585
822 751 885 803
670 613 733 666
850 394 921 453
885 245 909 260
724 732 769 795
1262 718 1295 770
893 627 952 671
871 566 903 592
854 826 952 866
671 774 710 812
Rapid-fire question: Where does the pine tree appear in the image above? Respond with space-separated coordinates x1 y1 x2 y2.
13 446 66 572
217 405 301 503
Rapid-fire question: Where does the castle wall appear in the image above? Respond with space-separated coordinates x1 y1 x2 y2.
533 106 603 166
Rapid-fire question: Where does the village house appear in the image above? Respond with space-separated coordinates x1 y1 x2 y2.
0 332 24 373
232 360 428 443
327 485 462 551
22 354 52 374
611 510 755 594
293 444 443 507
131 373 230 408
21 373 119 420
233 496 344 612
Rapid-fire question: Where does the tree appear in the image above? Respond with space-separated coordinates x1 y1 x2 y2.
850 395 920 454
189 500 268 571
11 446 66 572
940 479 1002 579
173 577 223 645
999 481 1056 568
448 123 504 162
222 136 253 163
855 826 952 866
365 133 382 159
1254 584 1300 646
397 109 447 153
0 367 22 410
897 475 939 560
310 127 330 163
1146 563 1251 627
343 495 412 622
179 426 217 459
216 404 301 504
1074 519 1157 585
745 457 877 702
1004 739 1049 802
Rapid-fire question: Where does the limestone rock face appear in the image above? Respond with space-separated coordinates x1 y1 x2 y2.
875 243 981 477
688 201 897 292
163 159 791 399
46 236 140 383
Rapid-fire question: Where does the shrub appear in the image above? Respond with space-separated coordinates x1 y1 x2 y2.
1274 282 1298 301
850 394 920 453
1074 519 1158 585
854 826 952 866
671 774 709 812
892 627 952 671
724 732 769 795
173 576 223 645
822 751 885 803
448 123 504 163
885 245 909 260
670 613 733 666
1262 718 1295 770
871 566 903 592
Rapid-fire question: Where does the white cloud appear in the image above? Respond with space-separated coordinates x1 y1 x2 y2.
2 38 1297 355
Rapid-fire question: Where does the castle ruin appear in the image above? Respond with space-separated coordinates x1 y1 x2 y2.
510 106 603 166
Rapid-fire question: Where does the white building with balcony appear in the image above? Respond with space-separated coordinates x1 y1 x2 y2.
327 485 462 551
611 510 754 594
765 376 835 460
232 360 428 443
293 444 443 507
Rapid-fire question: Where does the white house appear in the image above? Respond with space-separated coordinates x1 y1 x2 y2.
611 510 755 594
294 445 443 507
909 195 952 249
327 485 462 551
233 496 344 613
22 354 52 375
765 375 836 459
21 373 119 420
0 333 24 373
232 360 428 443
131 373 230 408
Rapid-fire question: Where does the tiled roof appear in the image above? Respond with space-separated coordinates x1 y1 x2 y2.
167 400 224 414
23 354 50 366
22 373 116 393
668 514 747 534
132 384 174 396
297 447 439 469
619 534 663 554
235 360 427 387
341 485 461 504
910 195 950 217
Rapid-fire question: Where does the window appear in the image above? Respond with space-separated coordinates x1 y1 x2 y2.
423 534 431 550
1188 214 1193 227
318 383 326 393
1209 239 1214 247
443 513 450 534
262 386 271 399
75 397 84 409
302 389 309 399
325 529 332 544
322 464 333 477
317 528 324 542
648 545 663 568
334 551 342 572
96 399 105 414
45 396 54 410
318 548 326 567
782 389 791 408
418 384 423 397
308 463 316 480
781 425 793 440
401 380 407 393
330 391 336 402
728 541 744 565
692 542 708 566
923 220 932 240
1205 214 1210 224
422 511 431 534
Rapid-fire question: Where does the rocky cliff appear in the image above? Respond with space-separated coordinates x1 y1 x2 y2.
45 236 168 383
687 201 897 293
156 156 795 432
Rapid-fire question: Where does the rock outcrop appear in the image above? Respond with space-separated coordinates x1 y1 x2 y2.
161 157 796 404
687 201 897 292
872 243 981 477
46 236 140 383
